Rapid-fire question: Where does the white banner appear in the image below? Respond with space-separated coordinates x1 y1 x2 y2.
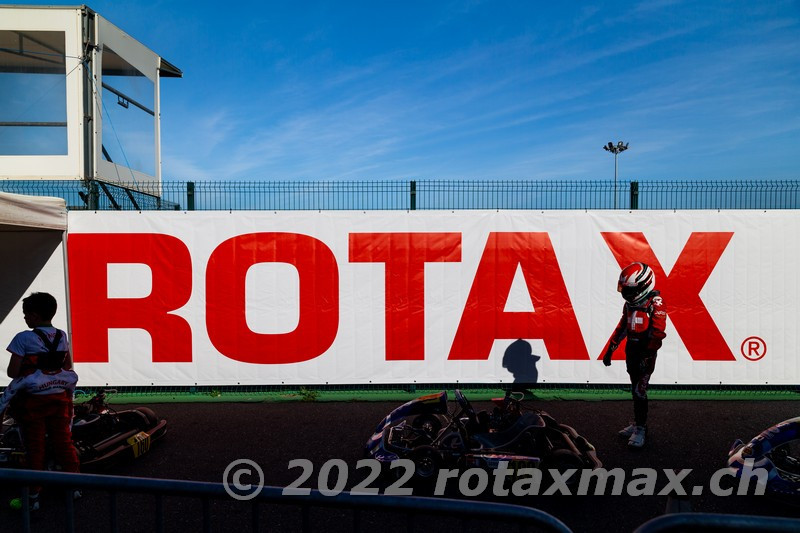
64 210 798 386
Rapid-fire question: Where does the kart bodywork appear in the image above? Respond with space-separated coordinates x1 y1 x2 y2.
728 416 800 501
366 389 601 486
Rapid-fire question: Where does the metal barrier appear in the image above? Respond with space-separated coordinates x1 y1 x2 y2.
634 512 800 533
0 468 572 533
1 179 798 211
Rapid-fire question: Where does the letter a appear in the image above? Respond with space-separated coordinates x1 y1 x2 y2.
449 232 588 360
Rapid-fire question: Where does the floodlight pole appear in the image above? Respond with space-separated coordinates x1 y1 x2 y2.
603 141 629 209
614 151 618 207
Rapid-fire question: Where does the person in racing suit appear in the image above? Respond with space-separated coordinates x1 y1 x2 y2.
0 365 78 419
5 292 80 510
603 263 667 448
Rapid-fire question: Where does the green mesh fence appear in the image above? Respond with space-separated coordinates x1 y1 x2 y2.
3 382 799 405
54 383 800 404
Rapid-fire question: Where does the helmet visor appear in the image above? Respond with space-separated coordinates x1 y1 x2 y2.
620 284 642 303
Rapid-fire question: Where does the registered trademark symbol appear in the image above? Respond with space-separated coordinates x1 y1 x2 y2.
740 336 766 361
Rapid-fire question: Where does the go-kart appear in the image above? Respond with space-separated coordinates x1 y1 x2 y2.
728 416 800 502
366 389 601 489
0 389 167 471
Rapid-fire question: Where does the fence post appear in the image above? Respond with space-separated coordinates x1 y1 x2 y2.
89 180 100 210
630 181 639 210
410 180 416 210
187 181 195 211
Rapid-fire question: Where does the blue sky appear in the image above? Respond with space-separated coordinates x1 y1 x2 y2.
23 0 800 180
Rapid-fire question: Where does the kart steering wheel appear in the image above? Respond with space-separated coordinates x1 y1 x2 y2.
454 389 478 425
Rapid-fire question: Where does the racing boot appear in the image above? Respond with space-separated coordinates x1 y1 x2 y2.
628 425 646 448
618 423 636 438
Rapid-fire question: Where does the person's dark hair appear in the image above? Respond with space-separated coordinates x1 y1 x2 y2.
22 292 58 321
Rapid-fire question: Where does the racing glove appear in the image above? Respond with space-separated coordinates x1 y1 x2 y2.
603 343 618 366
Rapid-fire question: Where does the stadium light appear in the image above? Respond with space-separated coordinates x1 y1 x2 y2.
603 141 629 209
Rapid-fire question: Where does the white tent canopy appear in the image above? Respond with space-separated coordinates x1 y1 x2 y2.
0 191 67 231
0 191 69 349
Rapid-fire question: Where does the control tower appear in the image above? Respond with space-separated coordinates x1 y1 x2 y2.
0 4 181 200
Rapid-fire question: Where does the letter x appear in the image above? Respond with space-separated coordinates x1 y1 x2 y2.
602 232 735 361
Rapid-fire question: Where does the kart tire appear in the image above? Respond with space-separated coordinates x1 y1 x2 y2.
408 445 442 493
541 449 584 489
134 407 160 427
117 407 159 430
412 415 442 439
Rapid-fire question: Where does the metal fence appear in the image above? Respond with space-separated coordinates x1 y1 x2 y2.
4 469 800 533
1 179 798 211
633 513 800 533
0 468 572 533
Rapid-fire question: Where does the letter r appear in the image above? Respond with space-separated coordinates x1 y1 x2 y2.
67 233 193 363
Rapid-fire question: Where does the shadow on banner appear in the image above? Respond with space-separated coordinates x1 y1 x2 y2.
502 339 541 394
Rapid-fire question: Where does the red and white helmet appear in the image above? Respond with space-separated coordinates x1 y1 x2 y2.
617 262 655 305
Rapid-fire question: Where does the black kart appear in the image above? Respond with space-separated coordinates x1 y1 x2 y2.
0 389 166 471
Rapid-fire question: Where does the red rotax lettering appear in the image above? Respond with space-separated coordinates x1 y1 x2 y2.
349 233 462 360
67 233 193 363
449 232 589 360
206 233 338 364
601 232 735 361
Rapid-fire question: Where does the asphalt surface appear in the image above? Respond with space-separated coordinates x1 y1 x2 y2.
2 398 800 532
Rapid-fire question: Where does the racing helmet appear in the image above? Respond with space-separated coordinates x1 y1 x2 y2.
617 262 655 305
